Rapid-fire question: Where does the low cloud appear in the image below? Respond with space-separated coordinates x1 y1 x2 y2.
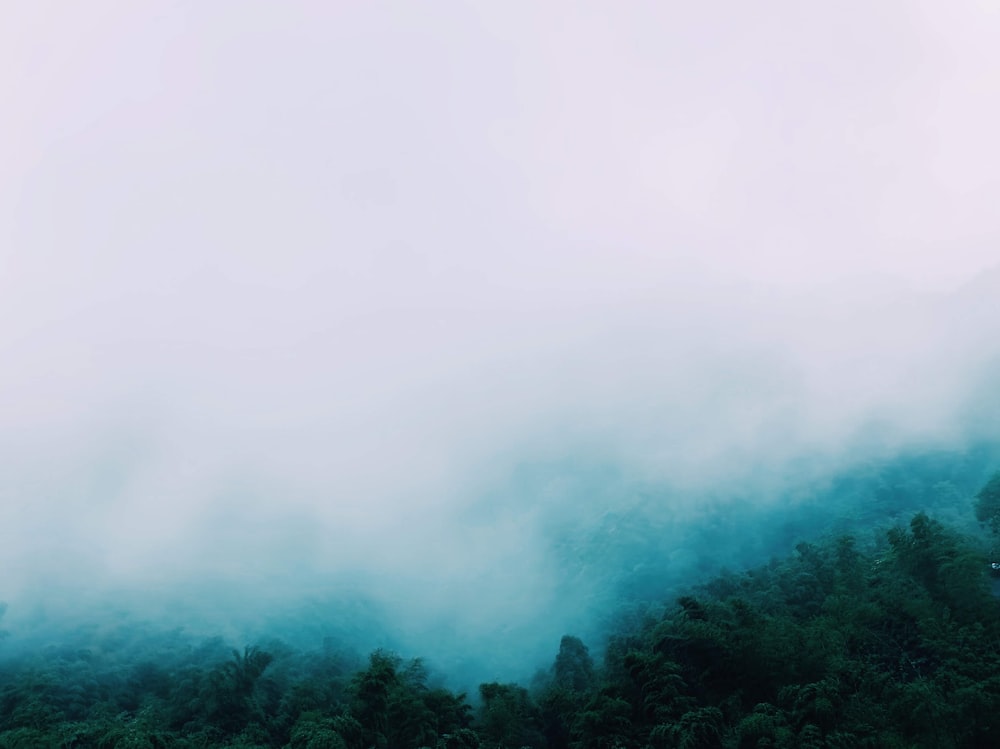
2 0 999 682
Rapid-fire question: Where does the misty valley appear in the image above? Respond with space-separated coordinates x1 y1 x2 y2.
8 0 1000 746
3 446 1000 748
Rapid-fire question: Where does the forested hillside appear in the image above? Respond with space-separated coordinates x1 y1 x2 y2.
3 469 1000 748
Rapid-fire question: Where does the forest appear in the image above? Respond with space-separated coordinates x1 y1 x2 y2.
2 469 1000 748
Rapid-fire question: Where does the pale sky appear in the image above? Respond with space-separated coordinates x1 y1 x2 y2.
1 2 999 649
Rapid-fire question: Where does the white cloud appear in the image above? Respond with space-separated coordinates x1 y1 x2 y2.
1 0 999 666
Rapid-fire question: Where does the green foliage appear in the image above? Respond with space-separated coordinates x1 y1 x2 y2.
974 471 1000 533
622 649 690 723
569 691 633 749
581 504 1000 749
886 512 992 621
347 650 470 749
350 649 398 746
438 727 481 749
671 706 725 749
553 636 595 694
204 646 276 737
289 712 348 749
736 703 793 748
477 682 544 749
2 458 1000 748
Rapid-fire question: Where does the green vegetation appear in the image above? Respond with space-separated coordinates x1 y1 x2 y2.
3 472 1000 747
974 471 1000 533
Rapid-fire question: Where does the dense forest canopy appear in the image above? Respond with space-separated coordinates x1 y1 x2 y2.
3 452 1000 748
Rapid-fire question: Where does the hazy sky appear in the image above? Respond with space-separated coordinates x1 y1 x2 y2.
2 2 1000 659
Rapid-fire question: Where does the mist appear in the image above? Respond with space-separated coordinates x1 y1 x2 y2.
2 1 1000 688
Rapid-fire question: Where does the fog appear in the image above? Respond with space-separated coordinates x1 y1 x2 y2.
2 1 1000 685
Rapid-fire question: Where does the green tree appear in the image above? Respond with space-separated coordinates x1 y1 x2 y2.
351 650 399 749
571 692 634 749
553 636 595 694
974 471 1000 533
205 645 275 737
289 712 348 749
477 682 544 749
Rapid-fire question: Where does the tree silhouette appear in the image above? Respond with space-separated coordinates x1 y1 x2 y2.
974 471 1000 533
206 645 275 737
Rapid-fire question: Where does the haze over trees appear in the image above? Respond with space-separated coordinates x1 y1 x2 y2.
5 2 1000 746
3 452 1000 748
